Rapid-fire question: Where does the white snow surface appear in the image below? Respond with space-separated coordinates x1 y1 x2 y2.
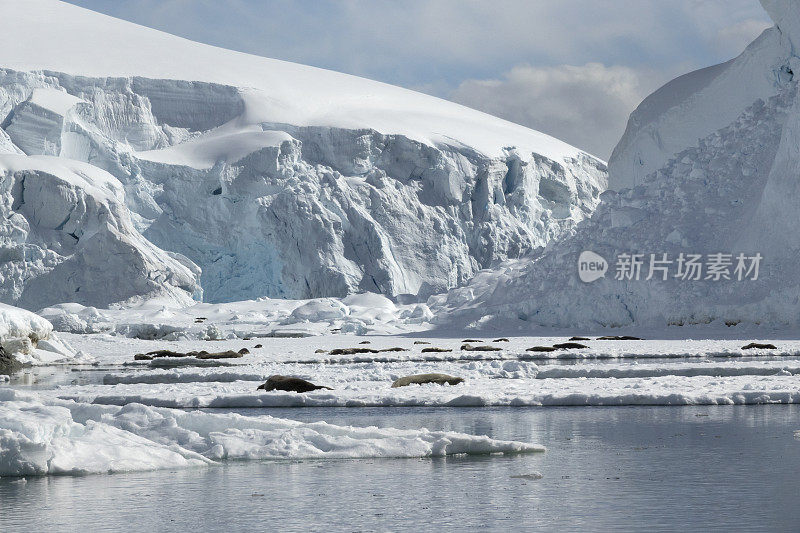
0 0 607 304
28 87 83 116
1 0 581 162
37 293 431 339
0 388 542 477
0 302 51 341
137 128 294 170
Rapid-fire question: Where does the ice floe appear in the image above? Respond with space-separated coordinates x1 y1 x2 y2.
0 389 542 477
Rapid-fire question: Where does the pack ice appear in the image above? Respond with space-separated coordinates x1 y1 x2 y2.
0 0 606 309
436 0 800 330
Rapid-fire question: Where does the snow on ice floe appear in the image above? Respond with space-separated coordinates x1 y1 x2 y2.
53 370 800 409
0 389 542 477
0 302 51 341
50 329 800 367
28 332 800 409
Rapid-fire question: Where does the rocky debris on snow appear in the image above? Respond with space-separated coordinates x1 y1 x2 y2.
0 345 21 374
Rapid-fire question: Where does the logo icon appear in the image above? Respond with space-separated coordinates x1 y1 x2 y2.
578 251 608 283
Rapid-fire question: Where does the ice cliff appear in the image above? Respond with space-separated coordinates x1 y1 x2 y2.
436 0 800 330
0 0 606 307
0 154 201 309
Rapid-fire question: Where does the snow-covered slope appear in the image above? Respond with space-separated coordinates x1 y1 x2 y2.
0 0 606 304
436 0 800 331
608 20 791 190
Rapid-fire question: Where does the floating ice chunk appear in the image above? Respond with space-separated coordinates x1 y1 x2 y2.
0 390 543 477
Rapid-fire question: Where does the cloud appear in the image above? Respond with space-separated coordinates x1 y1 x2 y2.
452 63 664 159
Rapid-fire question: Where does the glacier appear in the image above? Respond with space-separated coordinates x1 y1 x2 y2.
436 0 800 331
0 154 201 309
0 0 606 308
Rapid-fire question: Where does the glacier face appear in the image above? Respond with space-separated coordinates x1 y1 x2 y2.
0 154 201 309
0 72 606 304
0 0 607 306
436 0 800 330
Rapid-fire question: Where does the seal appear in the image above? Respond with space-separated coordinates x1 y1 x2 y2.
741 342 777 350
257 375 333 393
527 346 557 352
391 373 464 388
461 343 501 352
552 342 588 349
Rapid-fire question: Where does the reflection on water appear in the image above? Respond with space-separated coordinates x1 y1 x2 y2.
1 405 798 532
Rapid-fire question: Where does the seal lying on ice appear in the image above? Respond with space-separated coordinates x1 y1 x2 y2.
257 375 333 393
391 373 464 388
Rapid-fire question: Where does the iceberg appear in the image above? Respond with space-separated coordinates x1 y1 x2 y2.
436 0 800 330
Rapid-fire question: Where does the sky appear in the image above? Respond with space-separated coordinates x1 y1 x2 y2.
64 0 772 159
